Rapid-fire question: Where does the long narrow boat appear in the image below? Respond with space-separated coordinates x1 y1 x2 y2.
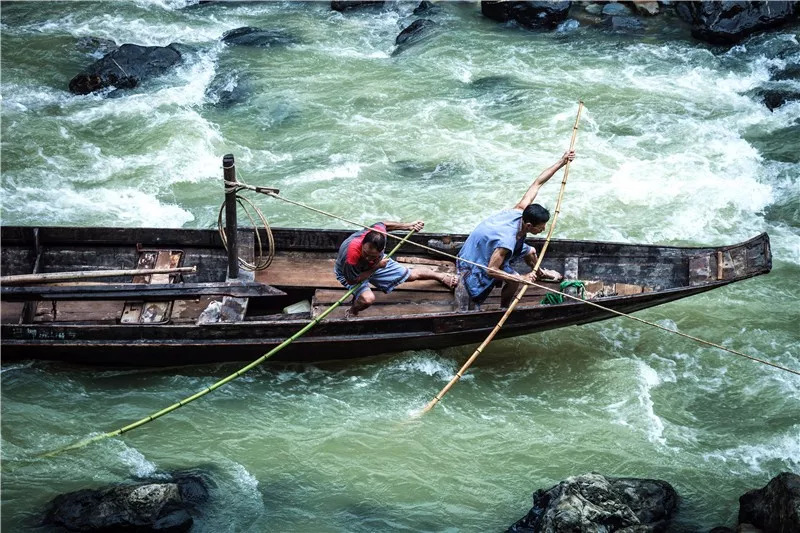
0 224 770 366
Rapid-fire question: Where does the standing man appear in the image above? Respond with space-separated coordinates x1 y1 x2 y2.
455 150 575 311
335 220 458 318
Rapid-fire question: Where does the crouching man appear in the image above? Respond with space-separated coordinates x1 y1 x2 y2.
335 220 458 318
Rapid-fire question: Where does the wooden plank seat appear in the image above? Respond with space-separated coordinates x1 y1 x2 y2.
256 252 457 292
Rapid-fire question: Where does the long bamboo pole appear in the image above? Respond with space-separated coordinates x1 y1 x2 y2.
419 101 584 415
0 267 196 286
38 229 417 459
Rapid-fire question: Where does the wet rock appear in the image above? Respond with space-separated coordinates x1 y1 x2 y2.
605 15 646 32
392 18 438 55
738 472 800 533
221 26 297 47
481 1 572 30
772 63 800 81
633 2 660 16
678 1 800 46
68 43 182 95
44 473 209 532
331 1 385 11
757 88 800 111
413 1 435 16
507 473 678 533
205 70 250 107
601 2 631 17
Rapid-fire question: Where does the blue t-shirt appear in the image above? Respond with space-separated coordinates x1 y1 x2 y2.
457 209 532 298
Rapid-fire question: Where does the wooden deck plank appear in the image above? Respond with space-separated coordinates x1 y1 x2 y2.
256 254 455 292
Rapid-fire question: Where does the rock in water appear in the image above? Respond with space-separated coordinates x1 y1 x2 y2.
507 473 678 532
221 26 297 47
44 472 209 532
68 43 182 95
678 1 800 46
738 472 800 533
481 1 572 30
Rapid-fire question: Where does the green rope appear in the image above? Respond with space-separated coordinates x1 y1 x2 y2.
38 229 418 459
541 280 586 305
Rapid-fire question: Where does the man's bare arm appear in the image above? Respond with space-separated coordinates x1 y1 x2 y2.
383 220 425 232
514 151 575 210
485 248 525 283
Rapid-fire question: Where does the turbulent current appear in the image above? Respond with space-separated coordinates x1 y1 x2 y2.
1 2 798 531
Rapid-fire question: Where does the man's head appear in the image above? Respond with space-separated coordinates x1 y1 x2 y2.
522 203 550 235
361 230 386 262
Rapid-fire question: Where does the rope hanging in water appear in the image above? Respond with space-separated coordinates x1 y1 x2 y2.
418 101 585 415
39 229 419 459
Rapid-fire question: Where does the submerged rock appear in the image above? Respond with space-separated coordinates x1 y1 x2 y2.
677 1 800 46
68 43 182 95
44 472 209 532
75 36 117 57
331 1 385 12
221 26 297 47
393 18 438 55
738 472 800 533
205 70 250 108
507 473 677 532
481 1 572 30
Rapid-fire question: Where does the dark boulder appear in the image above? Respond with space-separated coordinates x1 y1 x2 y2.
393 18 438 55
601 2 631 17
331 1 385 11
221 26 297 47
604 15 646 32
678 1 800 46
507 473 678 532
68 43 182 95
757 88 800 110
414 1 435 16
481 1 572 30
44 473 208 532
739 472 800 532
772 62 800 81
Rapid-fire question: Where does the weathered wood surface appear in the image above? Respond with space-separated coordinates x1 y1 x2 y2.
1 282 286 301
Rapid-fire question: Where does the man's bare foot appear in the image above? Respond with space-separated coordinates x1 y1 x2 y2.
344 307 359 319
440 273 458 290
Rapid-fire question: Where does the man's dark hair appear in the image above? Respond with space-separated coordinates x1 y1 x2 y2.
522 203 550 224
363 230 386 251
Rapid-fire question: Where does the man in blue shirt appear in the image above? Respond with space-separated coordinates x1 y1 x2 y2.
455 150 575 310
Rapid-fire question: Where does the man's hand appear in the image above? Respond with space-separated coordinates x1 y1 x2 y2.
559 150 576 167
407 220 424 232
525 270 539 283
377 257 389 269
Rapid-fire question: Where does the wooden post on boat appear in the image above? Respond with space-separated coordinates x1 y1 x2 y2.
223 154 239 279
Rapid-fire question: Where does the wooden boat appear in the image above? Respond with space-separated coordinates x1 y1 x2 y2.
0 224 771 366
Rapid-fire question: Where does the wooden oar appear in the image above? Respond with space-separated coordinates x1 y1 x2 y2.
419 101 584 415
0 267 196 286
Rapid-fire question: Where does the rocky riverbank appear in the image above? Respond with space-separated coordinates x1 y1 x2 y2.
42 471 799 532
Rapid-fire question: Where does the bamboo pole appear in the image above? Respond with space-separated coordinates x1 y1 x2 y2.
0 267 196 286
419 101 584 415
39 229 417 459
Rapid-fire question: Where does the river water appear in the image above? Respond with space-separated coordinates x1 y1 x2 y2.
1 2 798 531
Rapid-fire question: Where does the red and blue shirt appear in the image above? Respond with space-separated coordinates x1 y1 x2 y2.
334 222 387 284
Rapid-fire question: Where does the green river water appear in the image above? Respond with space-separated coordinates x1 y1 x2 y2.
1 2 798 531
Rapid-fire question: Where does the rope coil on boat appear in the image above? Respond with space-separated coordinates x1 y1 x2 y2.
216 168 275 271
